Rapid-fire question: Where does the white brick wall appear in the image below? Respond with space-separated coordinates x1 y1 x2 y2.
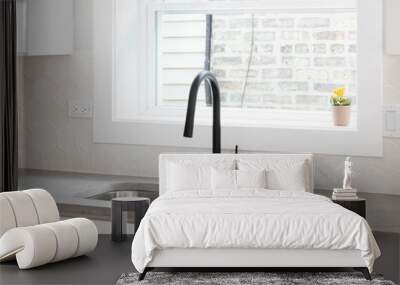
158 12 357 110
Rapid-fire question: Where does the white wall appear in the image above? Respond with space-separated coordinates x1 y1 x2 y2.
21 0 400 195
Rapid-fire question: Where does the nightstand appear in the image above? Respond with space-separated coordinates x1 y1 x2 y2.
332 198 366 218
111 197 150 242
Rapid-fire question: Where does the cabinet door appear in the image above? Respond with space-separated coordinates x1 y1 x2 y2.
385 0 400 55
16 0 27 55
26 0 74 55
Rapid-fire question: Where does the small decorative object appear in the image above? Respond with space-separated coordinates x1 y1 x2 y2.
342 157 352 189
332 157 358 200
330 87 351 126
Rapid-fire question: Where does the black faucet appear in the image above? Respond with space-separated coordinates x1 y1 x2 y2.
183 70 221 153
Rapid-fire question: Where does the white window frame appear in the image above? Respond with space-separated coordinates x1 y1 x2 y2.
93 0 382 156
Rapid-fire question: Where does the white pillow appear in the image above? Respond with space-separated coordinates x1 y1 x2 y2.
167 162 211 191
166 158 236 192
238 158 309 192
237 169 267 189
266 162 307 191
211 169 268 190
211 168 236 190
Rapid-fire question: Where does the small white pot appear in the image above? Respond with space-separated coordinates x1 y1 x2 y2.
332 105 351 126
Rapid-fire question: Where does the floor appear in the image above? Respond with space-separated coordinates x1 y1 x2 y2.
0 235 133 285
1 233 399 285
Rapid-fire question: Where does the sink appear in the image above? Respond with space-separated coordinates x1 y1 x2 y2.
88 183 158 202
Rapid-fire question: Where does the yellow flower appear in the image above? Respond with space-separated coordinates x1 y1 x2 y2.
333 87 346 97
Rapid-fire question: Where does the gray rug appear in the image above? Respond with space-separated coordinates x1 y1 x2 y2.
116 272 396 285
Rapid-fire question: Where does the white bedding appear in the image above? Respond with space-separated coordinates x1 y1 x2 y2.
131 190 380 273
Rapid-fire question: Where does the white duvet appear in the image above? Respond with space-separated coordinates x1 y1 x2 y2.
131 190 380 273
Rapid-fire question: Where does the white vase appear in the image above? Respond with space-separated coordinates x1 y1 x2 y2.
332 106 351 126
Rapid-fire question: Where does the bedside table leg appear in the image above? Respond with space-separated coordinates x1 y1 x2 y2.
112 202 126 242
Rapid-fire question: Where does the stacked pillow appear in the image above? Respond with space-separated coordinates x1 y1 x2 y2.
165 158 235 192
165 157 311 193
211 168 267 190
237 158 309 192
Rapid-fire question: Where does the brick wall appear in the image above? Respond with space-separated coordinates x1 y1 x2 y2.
211 13 357 110
158 12 357 111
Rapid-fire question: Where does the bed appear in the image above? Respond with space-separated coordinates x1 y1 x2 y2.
131 154 380 280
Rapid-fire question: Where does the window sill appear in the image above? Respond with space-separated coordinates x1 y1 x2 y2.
115 108 358 132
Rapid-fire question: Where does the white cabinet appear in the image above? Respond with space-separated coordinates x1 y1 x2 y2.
385 0 400 55
16 0 27 55
18 0 74 56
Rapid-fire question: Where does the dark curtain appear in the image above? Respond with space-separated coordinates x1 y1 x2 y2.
0 0 18 192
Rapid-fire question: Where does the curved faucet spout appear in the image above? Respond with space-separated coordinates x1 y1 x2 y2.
183 70 221 153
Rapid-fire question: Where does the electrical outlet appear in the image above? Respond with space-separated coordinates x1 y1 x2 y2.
383 105 400 137
68 100 93 118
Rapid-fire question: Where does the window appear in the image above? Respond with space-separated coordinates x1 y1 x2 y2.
157 12 357 112
93 0 382 156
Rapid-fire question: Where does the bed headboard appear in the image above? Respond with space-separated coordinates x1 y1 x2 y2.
159 153 314 195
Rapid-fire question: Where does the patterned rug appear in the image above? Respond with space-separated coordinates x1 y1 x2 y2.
116 272 396 285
